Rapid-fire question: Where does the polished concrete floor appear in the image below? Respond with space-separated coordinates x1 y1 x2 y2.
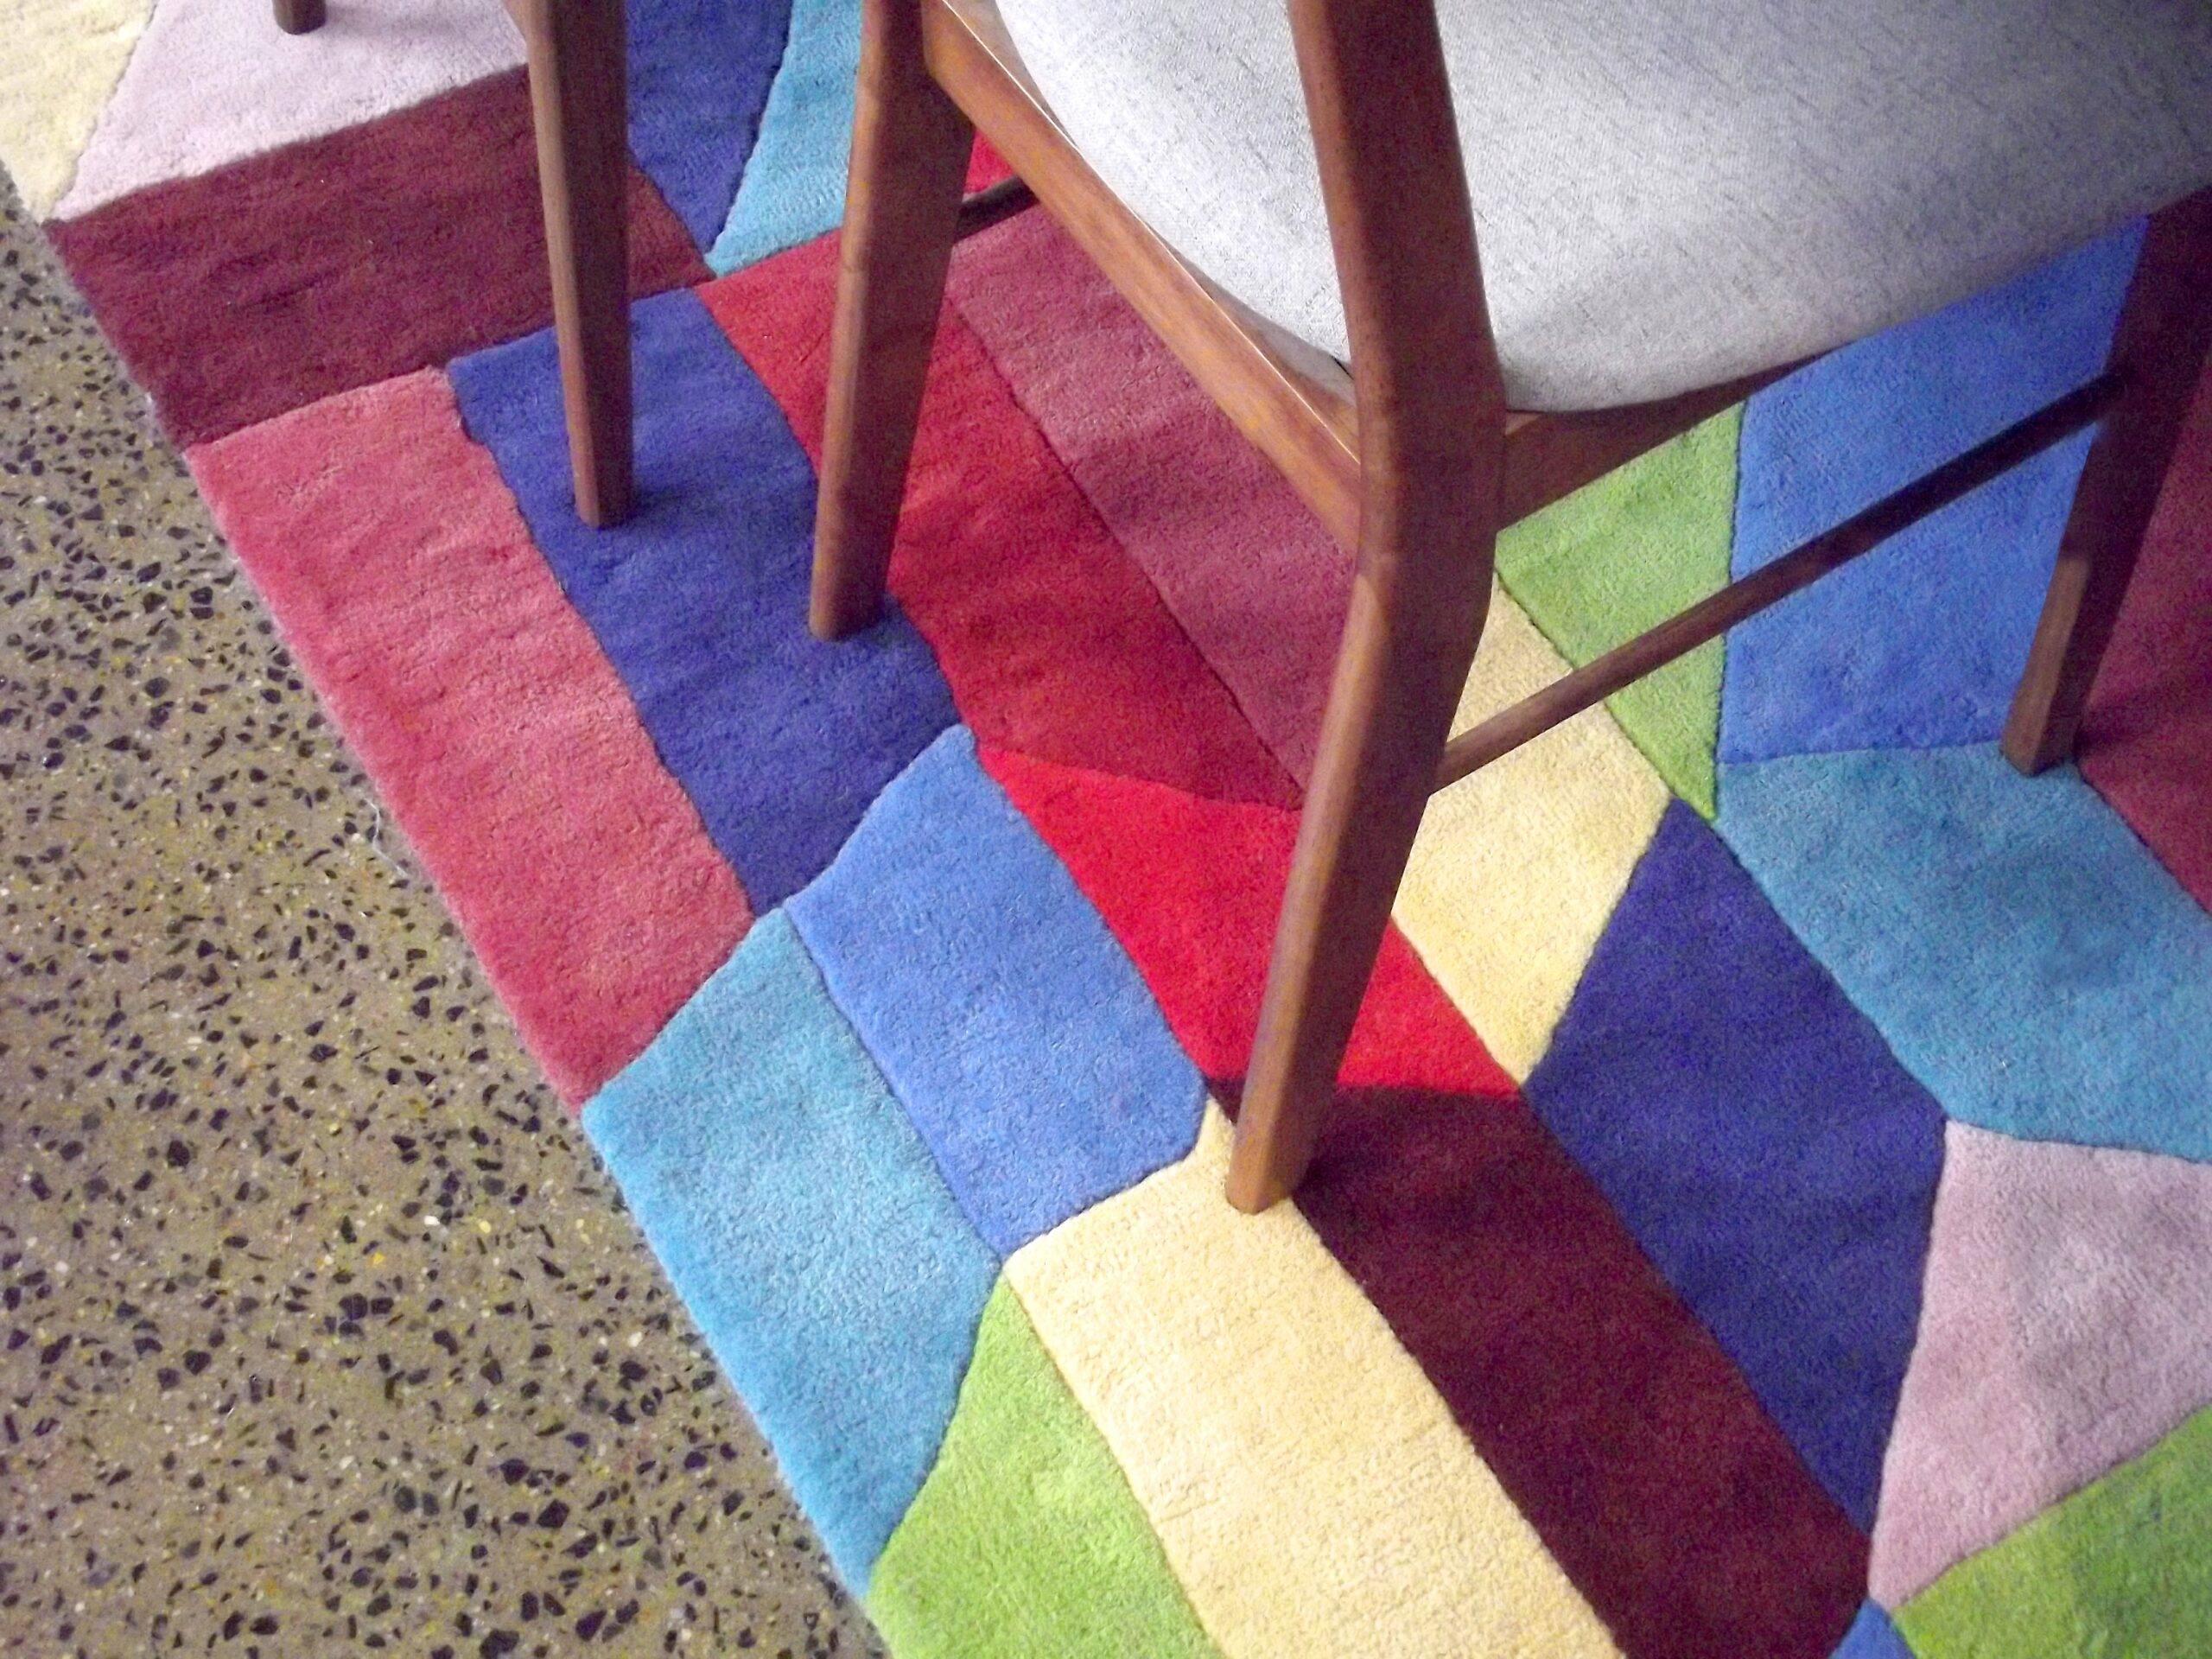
0 182 881 1658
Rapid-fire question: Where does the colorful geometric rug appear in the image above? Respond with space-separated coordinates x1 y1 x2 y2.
9 2 2211 1653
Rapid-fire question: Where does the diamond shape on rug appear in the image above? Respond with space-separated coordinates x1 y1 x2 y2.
1291 1083 1868 1659
582 911 998 1591
1895 1403 2212 1658
451 285 957 909
1720 226 2138 763
788 728 1205 1256
979 745 1512 1098
1007 1107 1620 1659
868 1281 1219 1659
1868 1124 2212 1606
1717 744 2212 1162
1526 801 1945 1531
1395 585 1670 1079
625 0 791 249
188 367 747 1104
1831 1604 1915 1659
0 0 149 216
702 238 1300 810
48 71 706 447
53 0 524 219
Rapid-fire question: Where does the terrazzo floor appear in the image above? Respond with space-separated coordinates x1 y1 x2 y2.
0 178 881 1659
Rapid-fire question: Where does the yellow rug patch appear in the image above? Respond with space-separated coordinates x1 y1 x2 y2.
1006 1107 1618 1659
1394 583 1669 1078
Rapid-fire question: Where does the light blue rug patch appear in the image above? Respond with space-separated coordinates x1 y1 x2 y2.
1834 1601 1917 1659
1722 225 2140 764
708 0 859 272
788 728 1207 1255
1718 745 2212 1163
582 910 997 1591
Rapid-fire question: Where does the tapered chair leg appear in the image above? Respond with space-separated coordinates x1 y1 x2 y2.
810 0 975 641
272 0 324 34
2002 191 2212 775
518 0 634 529
1225 545 1496 1213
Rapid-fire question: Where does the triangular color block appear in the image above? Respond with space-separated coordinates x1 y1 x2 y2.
1870 1123 2212 1605
1897 1404 2212 1659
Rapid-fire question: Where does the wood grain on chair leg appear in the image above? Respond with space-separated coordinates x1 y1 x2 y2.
1225 0 1506 1211
810 0 975 640
272 0 325 34
517 0 634 528
2002 189 2212 775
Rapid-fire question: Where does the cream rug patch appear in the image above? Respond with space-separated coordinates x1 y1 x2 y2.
0 0 150 214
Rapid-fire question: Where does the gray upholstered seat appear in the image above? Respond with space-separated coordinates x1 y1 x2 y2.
995 0 2212 410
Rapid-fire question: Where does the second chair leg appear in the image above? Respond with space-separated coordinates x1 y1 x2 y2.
2002 190 2212 775
272 0 326 34
1225 551 1495 1213
518 0 634 529
810 0 975 641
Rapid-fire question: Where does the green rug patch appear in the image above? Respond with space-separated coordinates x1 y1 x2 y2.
868 1280 1219 1659
1497 407 1739 817
1897 1402 2212 1658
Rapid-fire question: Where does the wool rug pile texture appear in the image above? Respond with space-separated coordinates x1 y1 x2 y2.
8 3 2211 1653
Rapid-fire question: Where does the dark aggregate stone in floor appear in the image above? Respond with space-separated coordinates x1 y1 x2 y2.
0 177 883 1659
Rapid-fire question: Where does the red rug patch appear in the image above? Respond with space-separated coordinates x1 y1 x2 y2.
981 743 1509 1097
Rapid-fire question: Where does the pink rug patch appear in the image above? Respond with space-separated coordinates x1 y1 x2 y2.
1869 1121 2212 1605
950 212 1350 783
189 370 750 1103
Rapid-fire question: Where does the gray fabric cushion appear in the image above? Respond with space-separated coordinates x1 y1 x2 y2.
995 0 2212 410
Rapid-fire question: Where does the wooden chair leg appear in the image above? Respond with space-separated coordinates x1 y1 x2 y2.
518 0 634 529
2002 191 2212 775
809 0 975 640
272 0 324 33
1225 542 1497 1213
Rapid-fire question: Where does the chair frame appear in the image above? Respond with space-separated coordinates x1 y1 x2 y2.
274 0 637 527
810 0 2212 1211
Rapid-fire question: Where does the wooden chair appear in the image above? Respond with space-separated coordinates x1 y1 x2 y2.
810 0 2212 1212
272 0 634 527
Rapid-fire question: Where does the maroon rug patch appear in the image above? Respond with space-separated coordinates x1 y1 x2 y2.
49 70 709 447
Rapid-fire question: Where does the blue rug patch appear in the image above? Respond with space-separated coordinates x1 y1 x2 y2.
1833 1601 1917 1659
1527 802 1945 1530
789 728 1207 1255
1722 226 2139 763
582 911 997 1589
451 288 957 908
626 0 795 248
1719 745 2212 1164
